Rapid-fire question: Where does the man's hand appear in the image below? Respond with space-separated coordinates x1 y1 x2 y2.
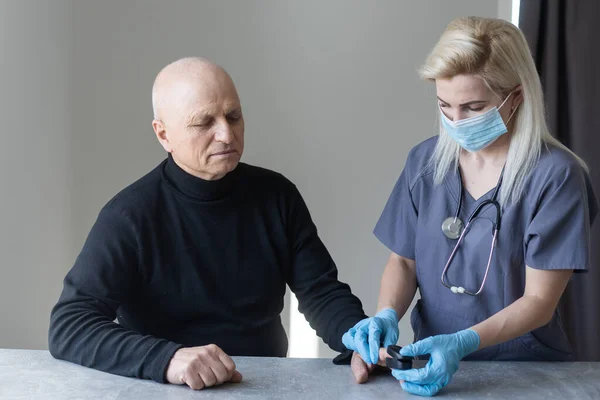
350 348 390 384
165 344 243 390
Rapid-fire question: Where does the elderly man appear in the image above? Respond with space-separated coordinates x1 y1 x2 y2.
48 57 369 390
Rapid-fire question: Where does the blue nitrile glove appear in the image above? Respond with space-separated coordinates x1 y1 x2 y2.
391 329 480 397
341 308 399 365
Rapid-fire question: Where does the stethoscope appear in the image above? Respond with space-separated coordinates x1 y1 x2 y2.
440 167 504 296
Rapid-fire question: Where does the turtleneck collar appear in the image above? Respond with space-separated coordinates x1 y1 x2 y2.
162 154 241 201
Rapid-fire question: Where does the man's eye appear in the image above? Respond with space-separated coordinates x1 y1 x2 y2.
469 107 484 112
192 118 213 128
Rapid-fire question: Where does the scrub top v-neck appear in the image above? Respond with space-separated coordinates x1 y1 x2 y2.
374 136 598 361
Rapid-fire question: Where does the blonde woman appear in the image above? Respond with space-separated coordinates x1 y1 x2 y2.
342 16 598 396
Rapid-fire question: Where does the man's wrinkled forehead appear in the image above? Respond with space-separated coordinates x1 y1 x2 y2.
160 77 239 122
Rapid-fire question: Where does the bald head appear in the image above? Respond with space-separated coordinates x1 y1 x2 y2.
152 57 238 121
151 57 244 181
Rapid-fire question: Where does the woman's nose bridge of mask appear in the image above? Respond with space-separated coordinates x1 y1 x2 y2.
449 108 470 122
443 102 494 122
440 101 487 122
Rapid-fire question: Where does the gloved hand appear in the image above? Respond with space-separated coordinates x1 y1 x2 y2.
342 308 399 365
391 329 480 397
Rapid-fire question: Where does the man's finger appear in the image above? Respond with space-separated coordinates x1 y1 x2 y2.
350 351 369 384
209 360 230 385
377 347 390 367
182 371 205 390
198 363 218 387
217 351 237 376
170 371 185 386
230 370 243 383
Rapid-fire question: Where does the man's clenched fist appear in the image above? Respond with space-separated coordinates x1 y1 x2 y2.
166 344 243 390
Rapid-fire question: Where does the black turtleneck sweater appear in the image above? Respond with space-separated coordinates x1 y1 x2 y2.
49 156 365 383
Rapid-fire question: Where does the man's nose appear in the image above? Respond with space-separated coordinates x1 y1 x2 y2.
213 119 234 143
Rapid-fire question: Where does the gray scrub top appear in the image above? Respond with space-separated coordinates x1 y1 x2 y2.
374 136 598 361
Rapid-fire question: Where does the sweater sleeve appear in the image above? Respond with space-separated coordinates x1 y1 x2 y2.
48 206 182 383
284 184 367 353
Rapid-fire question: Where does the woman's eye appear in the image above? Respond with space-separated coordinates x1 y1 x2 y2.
468 107 484 112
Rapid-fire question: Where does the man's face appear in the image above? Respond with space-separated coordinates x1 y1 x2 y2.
154 69 245 180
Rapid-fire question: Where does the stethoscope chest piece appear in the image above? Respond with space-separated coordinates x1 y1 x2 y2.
442 216 463 239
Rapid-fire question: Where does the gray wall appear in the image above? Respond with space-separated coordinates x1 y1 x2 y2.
0 0 72 349
2 0 501 355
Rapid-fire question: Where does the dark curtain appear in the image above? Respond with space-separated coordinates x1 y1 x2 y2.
520 0 600 361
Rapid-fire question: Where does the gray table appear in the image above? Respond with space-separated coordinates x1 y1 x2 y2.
1 349 600 399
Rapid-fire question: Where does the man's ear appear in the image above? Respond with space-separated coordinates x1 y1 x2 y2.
152 119 172 153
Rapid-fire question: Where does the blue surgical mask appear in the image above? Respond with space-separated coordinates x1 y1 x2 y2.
440 93 515 152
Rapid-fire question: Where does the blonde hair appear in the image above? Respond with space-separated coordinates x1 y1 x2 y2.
420 16 586 208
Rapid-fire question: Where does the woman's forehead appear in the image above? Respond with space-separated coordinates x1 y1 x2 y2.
435 74 495 103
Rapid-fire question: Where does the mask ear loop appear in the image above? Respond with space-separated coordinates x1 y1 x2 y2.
500 89 521 125
498 91 513 110
505 105 519 125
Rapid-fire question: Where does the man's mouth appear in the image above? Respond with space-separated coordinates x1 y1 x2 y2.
211 149 237 157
